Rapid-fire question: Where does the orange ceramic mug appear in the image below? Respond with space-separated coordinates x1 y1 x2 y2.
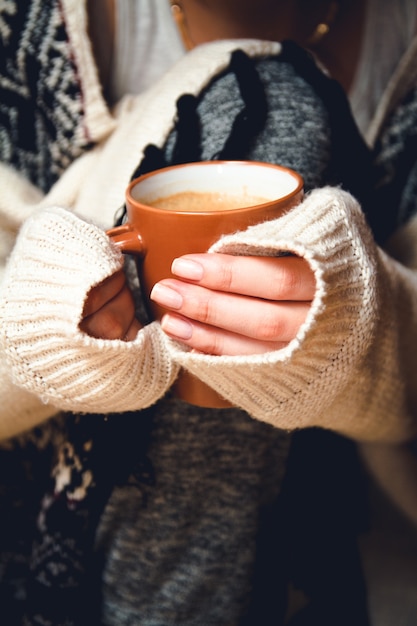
107 160 304 407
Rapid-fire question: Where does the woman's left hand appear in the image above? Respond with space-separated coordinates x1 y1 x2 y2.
150 253 315 356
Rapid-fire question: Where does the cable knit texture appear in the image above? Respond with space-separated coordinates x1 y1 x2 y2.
167 187 402 439
0 208 179 413
167 186 417 442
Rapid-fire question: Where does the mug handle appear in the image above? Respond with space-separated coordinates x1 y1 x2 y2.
106 223 144 256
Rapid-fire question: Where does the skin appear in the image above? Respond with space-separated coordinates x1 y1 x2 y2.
80 270 141 342
82 0 365 355
151 254 315 356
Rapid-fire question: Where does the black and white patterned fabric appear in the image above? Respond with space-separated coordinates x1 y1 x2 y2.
0 0 92 192
0 410 156 626
370 84 417 243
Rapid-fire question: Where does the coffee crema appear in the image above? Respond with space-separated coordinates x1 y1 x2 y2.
146 191 270 213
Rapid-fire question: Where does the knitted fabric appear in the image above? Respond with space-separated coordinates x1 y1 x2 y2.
0 409 157 626
170 186 417 443
0 13 417 626
370 82 417 242
132 43 373 205
0 208 178 413
0 0 114 193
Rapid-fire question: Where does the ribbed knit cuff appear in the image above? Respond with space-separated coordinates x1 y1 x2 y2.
166 187 379 430
0 208 178 413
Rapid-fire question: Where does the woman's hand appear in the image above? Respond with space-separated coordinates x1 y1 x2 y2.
80 269 141 341
150 253 315 356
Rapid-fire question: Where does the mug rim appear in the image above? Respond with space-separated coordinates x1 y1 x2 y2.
126 160 304 216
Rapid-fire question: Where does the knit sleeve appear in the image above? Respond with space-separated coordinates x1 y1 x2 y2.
165 187 417 443
0 207 179 415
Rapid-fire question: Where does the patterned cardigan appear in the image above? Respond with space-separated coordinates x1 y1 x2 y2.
1 2 417 625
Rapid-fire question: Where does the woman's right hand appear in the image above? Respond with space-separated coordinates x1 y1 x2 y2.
151 252 315 356
79 269 141 341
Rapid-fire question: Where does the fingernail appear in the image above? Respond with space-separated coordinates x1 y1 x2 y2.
171 257 204 280
161 315 193 340
150 283 183 309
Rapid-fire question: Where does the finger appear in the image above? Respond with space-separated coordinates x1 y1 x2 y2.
171 254 315 301
82 270 127 317
123 317 142 342
151 280 310 342
160 313 288 356
80 284 141 341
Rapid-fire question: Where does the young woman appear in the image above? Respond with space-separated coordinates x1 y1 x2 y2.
0 1 416 624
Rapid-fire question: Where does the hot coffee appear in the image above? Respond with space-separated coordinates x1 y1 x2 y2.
147 190 270 212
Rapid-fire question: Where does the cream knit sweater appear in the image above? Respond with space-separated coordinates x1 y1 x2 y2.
1 38 417 443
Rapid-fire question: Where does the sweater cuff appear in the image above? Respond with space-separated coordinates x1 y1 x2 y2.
166 187 379 430
0 208 178 413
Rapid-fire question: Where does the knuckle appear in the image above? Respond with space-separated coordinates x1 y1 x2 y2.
256 313 286 342
83 287 100 314
271 265 299 299
217 260 234 291
97 311 126 340
197 332 225 356
194 295 215 325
